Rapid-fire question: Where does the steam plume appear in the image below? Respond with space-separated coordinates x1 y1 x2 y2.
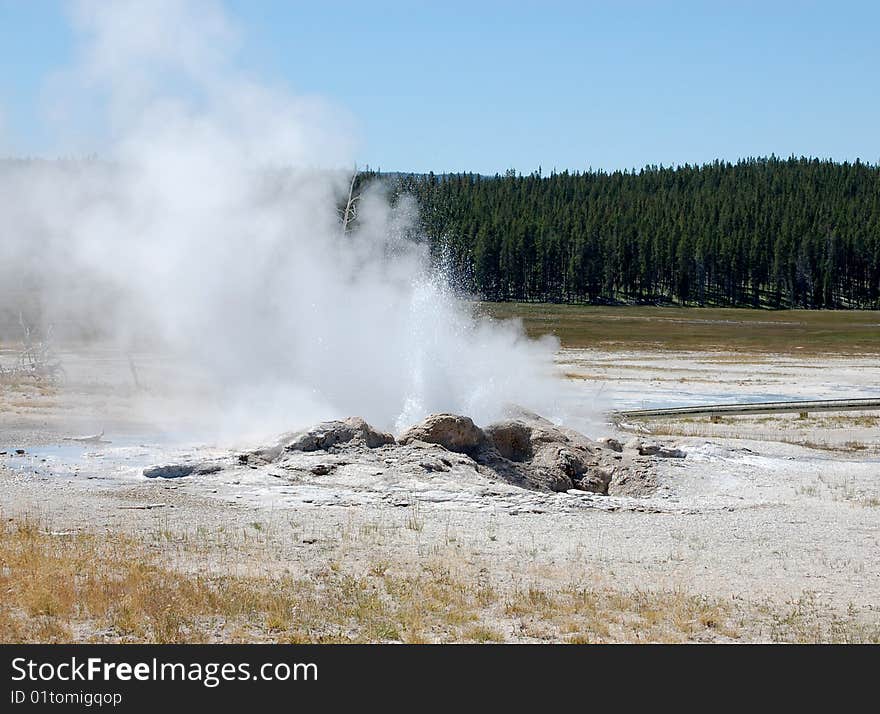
0 0 565 438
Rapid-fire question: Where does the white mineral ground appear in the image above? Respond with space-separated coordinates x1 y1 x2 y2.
2 343 879 640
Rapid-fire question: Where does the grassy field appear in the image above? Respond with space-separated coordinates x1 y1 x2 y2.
0 513 738 643
3 512 878 643
480 303 880 354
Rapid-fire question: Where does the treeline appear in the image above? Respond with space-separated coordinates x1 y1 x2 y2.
366 157 880 308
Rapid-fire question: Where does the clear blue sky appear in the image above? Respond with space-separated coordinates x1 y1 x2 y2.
1 0 879 173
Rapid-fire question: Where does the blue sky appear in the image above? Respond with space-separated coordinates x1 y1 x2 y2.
1 0 879 173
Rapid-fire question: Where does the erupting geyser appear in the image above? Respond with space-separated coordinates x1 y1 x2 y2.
0 0 566 440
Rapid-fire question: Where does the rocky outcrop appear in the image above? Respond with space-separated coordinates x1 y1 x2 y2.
257 416 394 461
144 462 223 479
148 412 681 497
483 420 532 461
623 438 686 459
479 417 617 493
398 414 487 455
597 437 623 452
395 413 620 493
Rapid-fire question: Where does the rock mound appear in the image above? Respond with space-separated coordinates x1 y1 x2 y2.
145 411 681 498
479 418 617 493
393 413 637 494
483 420 532 461
258 416 394 461
144 462 223 479
398 414 486 455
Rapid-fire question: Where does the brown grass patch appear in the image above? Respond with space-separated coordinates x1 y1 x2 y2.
480 303 880 355
1 514 876 643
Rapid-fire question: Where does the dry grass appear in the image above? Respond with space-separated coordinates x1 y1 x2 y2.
763 596 880 643
2 513 877 643
0 511 729 643
0 512 500 643
501 584 739 642
637 414 879 454
814 475 880 509
480 303 880 354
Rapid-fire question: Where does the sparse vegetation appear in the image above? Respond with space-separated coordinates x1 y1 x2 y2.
1 514 876 643
1 312 876 645
633 412 879 454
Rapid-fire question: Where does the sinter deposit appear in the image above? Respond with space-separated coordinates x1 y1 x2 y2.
145 411 684 497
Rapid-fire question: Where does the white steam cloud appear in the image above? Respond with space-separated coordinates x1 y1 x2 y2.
0 0 565 439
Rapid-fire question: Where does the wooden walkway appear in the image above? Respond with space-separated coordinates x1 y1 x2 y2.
615 398 880 421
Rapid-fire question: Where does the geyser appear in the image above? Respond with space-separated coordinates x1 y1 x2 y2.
0 0 566 439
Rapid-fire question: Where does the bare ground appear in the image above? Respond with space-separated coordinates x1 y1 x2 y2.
1 343 879 642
